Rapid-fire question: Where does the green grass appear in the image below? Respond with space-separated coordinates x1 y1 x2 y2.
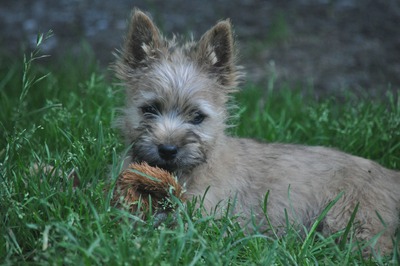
1 35 399 265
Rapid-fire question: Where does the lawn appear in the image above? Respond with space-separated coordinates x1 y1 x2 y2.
1 34 399 265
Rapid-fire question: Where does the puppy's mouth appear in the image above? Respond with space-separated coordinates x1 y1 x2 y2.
132 142 205 173
149 161 178 173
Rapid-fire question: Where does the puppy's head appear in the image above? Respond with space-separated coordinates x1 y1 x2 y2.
114 9 241 173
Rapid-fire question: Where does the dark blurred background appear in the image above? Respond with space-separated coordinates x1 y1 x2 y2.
1 0 399 96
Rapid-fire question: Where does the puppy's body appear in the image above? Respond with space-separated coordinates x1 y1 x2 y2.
189 139 400 246
115 9 400 254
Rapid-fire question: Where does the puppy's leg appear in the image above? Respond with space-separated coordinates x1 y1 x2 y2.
323 191 397 255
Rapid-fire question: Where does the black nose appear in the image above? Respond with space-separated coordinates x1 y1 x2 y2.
158 144 178 161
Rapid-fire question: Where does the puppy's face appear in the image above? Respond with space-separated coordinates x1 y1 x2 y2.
115 10 240 173
125 60 226 172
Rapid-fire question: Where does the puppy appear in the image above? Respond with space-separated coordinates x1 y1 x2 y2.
114 9 400 255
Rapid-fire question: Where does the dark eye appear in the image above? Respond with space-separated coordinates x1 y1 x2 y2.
140 105 159 116
190 111 206 125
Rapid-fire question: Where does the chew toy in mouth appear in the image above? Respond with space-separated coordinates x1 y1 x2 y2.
112 162 185 214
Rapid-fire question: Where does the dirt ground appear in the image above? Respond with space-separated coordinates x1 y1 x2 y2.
1 0 399 97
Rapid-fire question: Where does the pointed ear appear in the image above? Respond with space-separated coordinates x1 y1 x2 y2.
122 9 161 68
197 20 238 87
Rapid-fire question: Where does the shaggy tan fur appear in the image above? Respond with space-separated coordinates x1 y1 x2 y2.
114 9 400 255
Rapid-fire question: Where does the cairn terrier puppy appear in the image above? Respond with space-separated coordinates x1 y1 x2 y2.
114 9 400 254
